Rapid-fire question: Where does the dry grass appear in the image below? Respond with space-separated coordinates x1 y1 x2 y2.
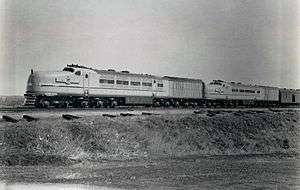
0 110 299 166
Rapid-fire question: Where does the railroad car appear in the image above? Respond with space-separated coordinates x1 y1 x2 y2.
24 64 205 108
205 80 279 106
279 89 300 105
160 76 205 107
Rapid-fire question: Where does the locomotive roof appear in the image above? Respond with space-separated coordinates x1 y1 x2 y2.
67 64 162 79
67 64 204 81
215 80 279 89
163 76 203 82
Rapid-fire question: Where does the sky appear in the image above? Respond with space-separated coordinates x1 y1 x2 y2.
0 0 299 95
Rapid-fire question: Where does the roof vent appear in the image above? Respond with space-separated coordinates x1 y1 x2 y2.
107 69 116 72
121 71 129 73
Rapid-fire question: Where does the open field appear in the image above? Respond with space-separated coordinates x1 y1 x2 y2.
0 109 299 189
1 154 299 189
0 96 24 108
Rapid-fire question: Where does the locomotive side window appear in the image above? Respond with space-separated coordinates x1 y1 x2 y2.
116 80 129 85
85 74 88 78
239 89 244 92
142 82 152 87
245 90 255 93
257 91 260 94
131 81 141 86
75 71 81 76
158 83 163 87
100 79 115 84
107 80 114 84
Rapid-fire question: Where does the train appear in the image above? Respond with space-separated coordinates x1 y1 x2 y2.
24 64 300 108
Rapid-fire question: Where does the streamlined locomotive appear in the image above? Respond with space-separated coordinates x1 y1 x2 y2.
24 64 205 108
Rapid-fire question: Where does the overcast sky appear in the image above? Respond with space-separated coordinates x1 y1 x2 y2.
0 0 299 95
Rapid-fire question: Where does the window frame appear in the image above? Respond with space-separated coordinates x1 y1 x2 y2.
130 81 141 86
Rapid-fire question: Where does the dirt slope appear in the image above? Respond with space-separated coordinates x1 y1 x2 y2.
0 110 299 165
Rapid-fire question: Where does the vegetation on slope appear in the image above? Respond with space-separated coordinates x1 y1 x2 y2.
0 110 298 165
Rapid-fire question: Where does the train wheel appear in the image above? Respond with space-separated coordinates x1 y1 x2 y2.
174 101 180 107
183 102 189 107
110 101 118 108
153 101 160 107
38 99 50 108
81 101 89 108
96 101 104 108
62 101 70 108
164 101 170 107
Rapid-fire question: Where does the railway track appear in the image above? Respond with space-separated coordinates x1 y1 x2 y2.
0 106 299 112
0 106 144 112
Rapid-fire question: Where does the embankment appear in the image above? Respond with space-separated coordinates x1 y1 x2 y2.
0 110 299 165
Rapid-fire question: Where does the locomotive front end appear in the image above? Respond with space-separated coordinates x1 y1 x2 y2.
24 68 80 107
24 70 43 106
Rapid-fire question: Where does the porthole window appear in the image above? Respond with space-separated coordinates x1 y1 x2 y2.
75 71 81 76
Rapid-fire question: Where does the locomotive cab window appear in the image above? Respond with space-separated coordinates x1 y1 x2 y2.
85 74 88 78
63 67 74 73
158 83 163 87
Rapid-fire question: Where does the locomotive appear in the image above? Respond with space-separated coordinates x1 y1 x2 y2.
24 64 300 108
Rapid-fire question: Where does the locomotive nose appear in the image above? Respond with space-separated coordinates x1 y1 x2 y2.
26 71 41 92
